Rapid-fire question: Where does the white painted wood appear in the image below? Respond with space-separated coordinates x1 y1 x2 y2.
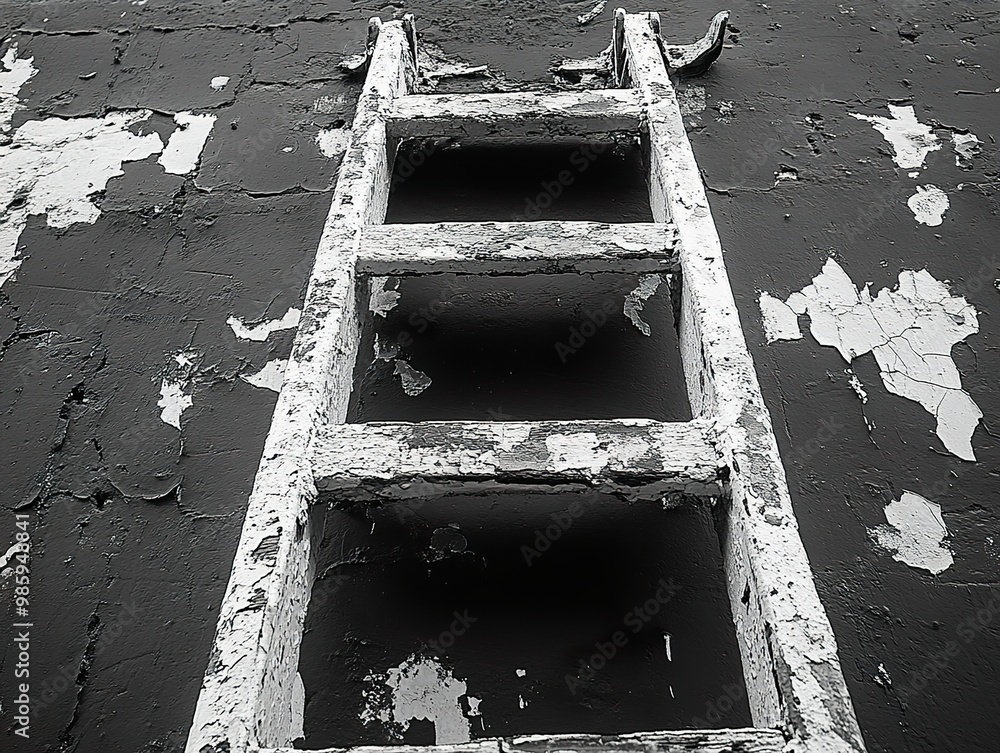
357 221 680 276
621 13 867 753
184 22 414 753
258 728 785 753
387 89 644 140
314 418 723 502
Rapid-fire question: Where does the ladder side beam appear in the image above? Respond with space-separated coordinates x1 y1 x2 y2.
315 419 724 503
184 22 414 753
387 89 644 140
622 13 867 753
358 221 681 276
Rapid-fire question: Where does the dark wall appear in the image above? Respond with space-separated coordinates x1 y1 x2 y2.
0 1 997 752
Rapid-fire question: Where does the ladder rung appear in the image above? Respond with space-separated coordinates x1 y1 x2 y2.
314 419 723 503
387 89 645 140
357 221 680 276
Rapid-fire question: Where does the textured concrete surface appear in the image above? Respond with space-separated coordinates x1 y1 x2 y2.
0 1 998 752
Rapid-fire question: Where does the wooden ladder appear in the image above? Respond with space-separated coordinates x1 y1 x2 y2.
187 10 868 753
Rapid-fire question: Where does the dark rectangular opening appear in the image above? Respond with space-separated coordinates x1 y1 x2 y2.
386 141 652 224
348 272 690 423
296 494 751 748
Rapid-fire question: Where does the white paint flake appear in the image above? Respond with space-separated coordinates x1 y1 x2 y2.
158 112 216 175
362 654 472 745
369 277 400 317
952 132 982 169
772 258 981 460
663 632 673 661
577 0 607 25
227 307 301 341
241 359 286 393
394 360 432 396
466 696 482 716
518 694 527 709
0 44 37 132
515 668 526 677
0 541 24 573
874 663 892 688
758 292 802 343
316 126 352 159
847 372 868 404
676 85 706 117
870 491 953 574
158 378 192 429
209 76 230 91
624 274 663 336
851 104 941 170
907 185 949 226
0 111 164 287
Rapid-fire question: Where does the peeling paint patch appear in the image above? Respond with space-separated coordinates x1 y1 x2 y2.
227 307 301 341
0 541 23 577
874 663 892 688
624 274 663 336
952 132 982 169
317 126 352 159
0 110 163 287
0 43 37 132
758 292 802 343
870 491 953 574
676 85 706 117
241 359 286 393
907 185 949 226
850 104 941 170
772 258 981 459
158 378 192 429
362 654 473 744
209 76 231 91
158 112 217 175
394 360 432 396
370 277 400 317
663 632 673 661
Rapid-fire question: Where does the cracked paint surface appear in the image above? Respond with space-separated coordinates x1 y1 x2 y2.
767 258 981 460
227 307 301 341
158 112 217 175
0 43 36 131
850 104 941 171
362 654 473 744
870 491 954 574
393 359 432 396
907 185 949 227
0 110 163 286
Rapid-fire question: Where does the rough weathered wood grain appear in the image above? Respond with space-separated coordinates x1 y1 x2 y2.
357 221 681 276
314 418 723 503
258 728 785 753
387 89 644 140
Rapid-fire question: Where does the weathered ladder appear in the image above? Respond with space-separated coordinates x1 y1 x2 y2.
187 11 868 753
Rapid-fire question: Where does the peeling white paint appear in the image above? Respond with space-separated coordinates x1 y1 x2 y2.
316 126 352 159
158 112 216 175
676 85 706 117
907 185 949 226
577 0 607 25
394 360 431 396
369 277 400 317
158 378 192 429
291 672 305 741
227 307 301 341
518 694 527 709
0 541 23 573
0 110 164 287
664 632 672 661
773 258 981 460
758 292 802 343
870 491 953 574
209 76 230 91
491 423 532 453
362 654 472 745
466 696 482 716
847 372 868 405
874 663 892 688
624 274 663 336
0 44 37 132
241 359 286 393
515 668 526 677
952 132 981 169
851 104 941 170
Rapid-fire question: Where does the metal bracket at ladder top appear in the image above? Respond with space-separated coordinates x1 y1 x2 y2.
613 7 730 85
